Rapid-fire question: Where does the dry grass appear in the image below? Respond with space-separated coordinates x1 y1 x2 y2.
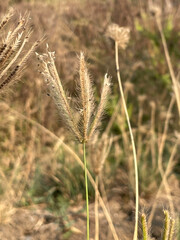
0 0 179 240
0 8 41 95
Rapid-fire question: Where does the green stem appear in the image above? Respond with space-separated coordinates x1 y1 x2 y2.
83 141 89 240
95 175 99 240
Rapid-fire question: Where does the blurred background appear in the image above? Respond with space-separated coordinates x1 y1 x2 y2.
0 0 179 239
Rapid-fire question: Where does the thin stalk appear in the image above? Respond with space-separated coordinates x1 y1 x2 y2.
148 141 178 226
148 96 175 226
99 173 112 240
83 142 89 240
137 103 143 162
115 41 139 240
156 17 180 119
157 96 175 178
95 175 99 240
150 103 156 169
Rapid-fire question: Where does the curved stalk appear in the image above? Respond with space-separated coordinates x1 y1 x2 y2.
115 41 139 240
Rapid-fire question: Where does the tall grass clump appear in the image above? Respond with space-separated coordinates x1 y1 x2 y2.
106 23 139 240
36 46 111 240
0 7 41 223
0 8 41 95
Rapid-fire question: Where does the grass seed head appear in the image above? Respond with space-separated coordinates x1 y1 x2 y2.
0 9 41 95
78 52 95 141
37 47 111 143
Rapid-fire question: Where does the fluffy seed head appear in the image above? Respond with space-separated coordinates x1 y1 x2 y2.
106 23 130 49
0 9 41 95
37 47 111 143
78 52 95 141
36 46 83 143
88 73 111 140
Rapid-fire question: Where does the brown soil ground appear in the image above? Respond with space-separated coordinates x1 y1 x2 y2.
0 199 134 240
0 175 179 240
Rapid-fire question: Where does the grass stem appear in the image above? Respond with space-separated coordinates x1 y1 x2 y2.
115 41 139 240
83 141 89 240
95 175 99 240
156 17 180 119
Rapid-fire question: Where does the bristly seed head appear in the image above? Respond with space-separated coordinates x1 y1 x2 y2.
37 46 111 143
0 9 41 95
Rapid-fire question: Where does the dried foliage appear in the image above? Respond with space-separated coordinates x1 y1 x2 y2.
0 1 179 239
89 133 112 176
0 8 41 95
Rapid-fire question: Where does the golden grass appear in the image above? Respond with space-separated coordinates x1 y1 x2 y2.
0 1 179 240
0 101 120 240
